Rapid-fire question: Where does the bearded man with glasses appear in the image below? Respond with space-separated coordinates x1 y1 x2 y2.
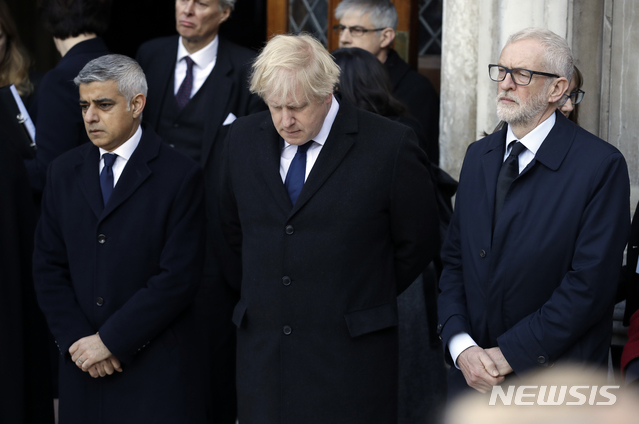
437 27 630 400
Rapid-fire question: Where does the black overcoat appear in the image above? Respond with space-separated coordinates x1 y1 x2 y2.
220 100 440 423
33 128 207 423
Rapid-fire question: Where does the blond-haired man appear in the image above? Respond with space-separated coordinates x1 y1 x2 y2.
220 33 440 423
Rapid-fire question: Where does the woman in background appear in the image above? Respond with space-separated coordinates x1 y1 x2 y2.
559 65 584 125
0 0 35 105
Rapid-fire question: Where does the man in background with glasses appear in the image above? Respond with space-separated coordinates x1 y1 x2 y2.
437 27 630 399
334 0 440 165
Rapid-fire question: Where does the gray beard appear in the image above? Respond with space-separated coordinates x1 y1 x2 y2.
496 88 549 127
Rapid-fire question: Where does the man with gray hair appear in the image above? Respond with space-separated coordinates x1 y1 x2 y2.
220 33 440 423
437 28 630 399
137 2 265 419
334 0 440 164
33 54 208 423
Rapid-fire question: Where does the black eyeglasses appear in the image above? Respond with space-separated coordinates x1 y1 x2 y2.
488 64 560 86
565 89 585 105
333 24 386 37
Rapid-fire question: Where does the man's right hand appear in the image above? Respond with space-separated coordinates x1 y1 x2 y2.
457 346 505 393
87 355 123 378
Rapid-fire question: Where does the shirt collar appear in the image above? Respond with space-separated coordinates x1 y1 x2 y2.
177 35 219 69
284 95 339 149
99 125 142 160
505 112 556 155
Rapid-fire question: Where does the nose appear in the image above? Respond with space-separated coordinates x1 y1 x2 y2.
339 27 351 46
182 0 194 14
83 105 98 123
499 71 517 91
282 109 295 128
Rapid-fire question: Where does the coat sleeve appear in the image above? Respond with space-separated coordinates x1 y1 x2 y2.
497 151 630 374
33 162 97 356
97 164 206 364
389 127 440 294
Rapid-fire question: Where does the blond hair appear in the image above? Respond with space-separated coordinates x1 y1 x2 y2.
250 33 340 104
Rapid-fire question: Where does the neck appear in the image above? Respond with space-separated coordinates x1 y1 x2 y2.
181 33 216 55
377 48 389 64
54 33 97 57
509 107 556 140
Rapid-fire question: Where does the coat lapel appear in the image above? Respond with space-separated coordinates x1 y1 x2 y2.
288 99 357 219
145 38 178 130
75 145 104 218
257 119 294 216
100 127 158 220
481 126 507 222
200 40 234 167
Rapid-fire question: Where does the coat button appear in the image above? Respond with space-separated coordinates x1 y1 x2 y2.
98 234 107 244
537 355 546 364
96 297 104 307
283 325 292 335
437 323 443 331
285 225 294 235
479 249 486 258
282 276 292 286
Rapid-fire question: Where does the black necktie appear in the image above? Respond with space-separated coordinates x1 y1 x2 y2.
175 56 194 110
494 141 526 225
285 141 313 205
100 153 117 206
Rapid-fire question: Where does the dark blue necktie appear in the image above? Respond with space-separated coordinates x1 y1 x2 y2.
100 153 117 206
494 141 526 225
175 56 194 110
285 141 313 205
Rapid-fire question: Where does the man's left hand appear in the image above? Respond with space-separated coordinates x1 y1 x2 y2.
69 334 113 371
485 347 513 376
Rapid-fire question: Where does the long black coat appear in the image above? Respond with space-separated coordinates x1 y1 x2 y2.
220 99 440 423
137 37 265 421
33 128 207 423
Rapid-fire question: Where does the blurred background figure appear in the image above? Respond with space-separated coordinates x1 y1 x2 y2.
332 46 451 424
559 65 584 125
334 0 440 165
0 0 36 106
0 3 54 422
24 0 112 195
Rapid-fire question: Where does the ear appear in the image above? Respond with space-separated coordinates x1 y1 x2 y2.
379 28 395 50
130 93 146 119
219 6 231 25
547 77 569 105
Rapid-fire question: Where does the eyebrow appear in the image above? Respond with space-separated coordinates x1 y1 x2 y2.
79 97 116 104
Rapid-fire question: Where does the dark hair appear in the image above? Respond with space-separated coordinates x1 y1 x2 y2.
39 0 112 40
0 1 32 97
568 65 583 126
332 47 407 117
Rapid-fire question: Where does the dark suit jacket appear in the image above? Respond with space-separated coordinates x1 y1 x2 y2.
220 99 440 424
25 37 110 192
136 35 265 422
33 127 207 423
384 49 440 165
437 112 630 397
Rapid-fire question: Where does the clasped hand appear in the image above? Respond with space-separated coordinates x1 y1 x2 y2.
457 346 513 393
69 333 123 378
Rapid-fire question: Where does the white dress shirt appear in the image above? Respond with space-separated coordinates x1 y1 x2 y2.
448 112 556 368
279 95 340 183
174 35 219 97
98 125 142 186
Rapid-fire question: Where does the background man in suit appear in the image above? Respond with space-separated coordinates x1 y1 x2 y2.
25 0 112 193
437 28 630 398
136 3 264 419
334 0 440 165
33 54 207 423
220 33 440 423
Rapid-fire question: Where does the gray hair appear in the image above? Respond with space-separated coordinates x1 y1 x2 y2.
219 0 235 11
334 0 397 30
74 54 148 106
506 27 574 82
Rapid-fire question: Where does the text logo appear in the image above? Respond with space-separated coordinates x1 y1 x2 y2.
489 385 620 406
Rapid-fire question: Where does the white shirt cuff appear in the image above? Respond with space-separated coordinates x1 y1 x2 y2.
449 332 478 369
